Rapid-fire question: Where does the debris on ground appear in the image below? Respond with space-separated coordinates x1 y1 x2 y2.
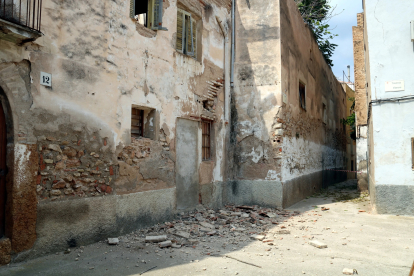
107 238 119 245
309 240 327 249
342 268 358 275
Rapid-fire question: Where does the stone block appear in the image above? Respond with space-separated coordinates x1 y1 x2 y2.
159 241 172 248
309 240 327 249
108 238 119 245
250 235 265 241
0 238 11 265
145 235 167 243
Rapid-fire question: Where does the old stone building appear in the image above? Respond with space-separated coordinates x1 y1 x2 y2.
228 0 347 208
0 0 347 264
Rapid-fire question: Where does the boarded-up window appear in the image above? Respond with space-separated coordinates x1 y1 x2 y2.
131 108 144 138
176 9 197 59
202 120 211 161
299 82 306 110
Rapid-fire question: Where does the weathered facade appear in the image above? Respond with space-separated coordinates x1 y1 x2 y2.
0 0 348 264
228 0 347 208
353 1 414 215
0 0 232 263
352 13 368 191
340 82 357 180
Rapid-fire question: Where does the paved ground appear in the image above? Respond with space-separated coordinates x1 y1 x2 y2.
1 179 414 276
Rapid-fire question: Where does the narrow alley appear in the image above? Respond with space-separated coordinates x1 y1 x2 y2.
1 180 412 276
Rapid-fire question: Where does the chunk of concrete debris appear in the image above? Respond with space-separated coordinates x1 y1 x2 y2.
199 222 215 229
172 243 182 249
108 238 119 245
231 212 242 216
250 235 265 241
188 239 199 245
309 240 327 249
199 227 212 232
159 241 172 248
207 231 217 236
175 231 190 239
342 268 357 275
145 235 167 243
277 230 291 235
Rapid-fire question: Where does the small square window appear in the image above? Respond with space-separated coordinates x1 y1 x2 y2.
202 120 211 161
131 108 144 138
299 82 306 110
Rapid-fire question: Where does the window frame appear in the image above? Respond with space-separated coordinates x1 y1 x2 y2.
130 0 167 31
131 108 145 138
176 8 197 59
299 81 306 110
201 120 212 161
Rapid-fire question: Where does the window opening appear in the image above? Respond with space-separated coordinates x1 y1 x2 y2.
299 82 306 110
131 108 144 138
130 0 167 30
176 9 197 59
351 160 354 172
202 120 211 161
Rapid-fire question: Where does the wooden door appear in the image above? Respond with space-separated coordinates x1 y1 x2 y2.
0 102 6 237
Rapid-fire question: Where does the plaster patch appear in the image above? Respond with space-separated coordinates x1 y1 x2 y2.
15 143 32 189
265 170 280 181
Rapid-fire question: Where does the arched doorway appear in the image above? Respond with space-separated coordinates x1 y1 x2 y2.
0 101 6 237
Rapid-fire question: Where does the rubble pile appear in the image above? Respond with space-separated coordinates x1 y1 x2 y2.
107 204 302 254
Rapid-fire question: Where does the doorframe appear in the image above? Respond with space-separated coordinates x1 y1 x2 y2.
0 87 14 241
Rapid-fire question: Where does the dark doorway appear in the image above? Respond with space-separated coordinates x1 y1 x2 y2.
0 102 6 237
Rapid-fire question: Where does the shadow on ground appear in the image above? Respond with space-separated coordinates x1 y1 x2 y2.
1 179 413 276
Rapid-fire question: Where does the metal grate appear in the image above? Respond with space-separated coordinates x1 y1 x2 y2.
131 108 144 138
202 120 211 161
0 0 42 32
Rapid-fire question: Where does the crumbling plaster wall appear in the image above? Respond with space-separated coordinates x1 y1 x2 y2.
0 0 231 258
230 0 283 182
279 0 347 206
353 12 368 191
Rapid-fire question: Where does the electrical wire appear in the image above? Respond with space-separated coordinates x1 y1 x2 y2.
367 95 414 122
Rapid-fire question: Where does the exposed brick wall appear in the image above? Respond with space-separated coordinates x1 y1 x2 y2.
353 13 367 127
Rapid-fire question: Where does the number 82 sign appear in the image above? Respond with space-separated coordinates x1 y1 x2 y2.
40 72 52 87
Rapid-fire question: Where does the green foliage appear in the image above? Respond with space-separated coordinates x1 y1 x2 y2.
295 0 338 67
341 97 356 140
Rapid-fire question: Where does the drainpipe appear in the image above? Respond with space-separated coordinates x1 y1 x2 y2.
230 0 235 88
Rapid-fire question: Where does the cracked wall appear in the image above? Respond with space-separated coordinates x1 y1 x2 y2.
0 0 231 259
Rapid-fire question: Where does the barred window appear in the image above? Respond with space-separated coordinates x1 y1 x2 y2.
202 120 211 161
131 108 144 138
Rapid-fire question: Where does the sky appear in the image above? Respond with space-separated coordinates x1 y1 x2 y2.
328 0 363 83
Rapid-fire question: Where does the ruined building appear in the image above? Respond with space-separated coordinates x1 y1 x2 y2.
0 0 347 264
353 1 414 215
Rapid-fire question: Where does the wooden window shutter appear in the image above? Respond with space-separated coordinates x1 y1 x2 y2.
130 0 135 18
192 18 197 58
186 15 195 57
151 0 167 30
176 10 185 52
